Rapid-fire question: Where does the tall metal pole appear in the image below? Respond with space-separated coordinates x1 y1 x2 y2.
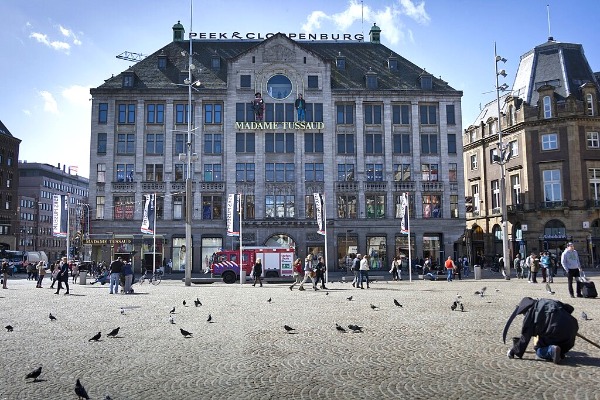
495 42 510 280
184 0 194 286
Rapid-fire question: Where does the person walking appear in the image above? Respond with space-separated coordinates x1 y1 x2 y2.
359 254 370 289
529 253 540 284
390 256 400 281
123 261 134 294
314 256 327 289
445 256 457 282
561 242 582 298
351 254 361 287
252 258 263 287
298 256 318 291
540 251 552 283
36 261 46 288
1 259 9 289
289 258 304 290
55 257 70 295
109 257 124 294
71 262 79 284
462 256 470 278
514 254 523 279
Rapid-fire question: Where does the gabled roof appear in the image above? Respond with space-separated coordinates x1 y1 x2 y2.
512 39 599 105
94 34 459 94
0 119 14 138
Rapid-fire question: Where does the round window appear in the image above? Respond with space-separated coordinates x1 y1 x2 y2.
266 74 292 100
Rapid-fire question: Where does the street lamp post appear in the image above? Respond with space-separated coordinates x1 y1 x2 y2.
494 42 511 280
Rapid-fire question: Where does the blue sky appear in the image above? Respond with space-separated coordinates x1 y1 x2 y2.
1 0 599 178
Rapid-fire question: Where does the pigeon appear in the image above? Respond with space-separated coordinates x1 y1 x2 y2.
49 313 57 321
169 316 175 324
546 283 555 295
474 287 487 297
326 291 329 295
283 325 295 333
450 301 457 311
120 308 125 315
107 327 120 338
5 325 13 332
75 378 90 399
25 366 42 382
393 299 403 307
267 297 272 303
207 314 212 323
346 296 353 301
335 323 347 333
105 396 113 400
460 303 464 312
347 324 363 333
456 293 462 299
169 307 175 314
370 304 378 310
194 298 202 307
89 332 101 342
581 311 589 321
180 328 192 338
183 300 187 307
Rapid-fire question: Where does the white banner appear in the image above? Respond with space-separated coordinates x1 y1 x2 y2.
141 194 155 234
313 193 325 236
52 195 67 237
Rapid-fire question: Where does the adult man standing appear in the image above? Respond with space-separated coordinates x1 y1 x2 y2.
109 257 124 294
561 242 582 298
294 94 306 122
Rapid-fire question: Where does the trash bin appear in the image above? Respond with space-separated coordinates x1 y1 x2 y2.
79 271 87 285
474 265 482 280
240 270 246 284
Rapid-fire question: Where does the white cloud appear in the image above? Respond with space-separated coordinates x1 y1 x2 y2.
22 109 32 116
29 32 71 53
62 85 91 107
58 25 82 46
39 91 58 114
301 0 429 45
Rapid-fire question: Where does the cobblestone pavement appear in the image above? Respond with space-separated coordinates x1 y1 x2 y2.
1 273 599 400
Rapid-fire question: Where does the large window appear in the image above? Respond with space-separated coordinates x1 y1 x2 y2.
203 164 222 182
393 164 411 181
589 168 600 200
236 163 255 182
265 163 294 182
236 132 255 153
541 133 558 150
114 196 134 220
146 133 164 155
337 195 357 218
175 104 192 124
307 75 319 88
305 103 324 122
449 163 457 182
265 195 295 218
304 132 324 153
587 132 599 149
511 174 521 205
337 164 354 181
447 133 457 154
204 133 222 154
422 195 441 218
336 104 354 124
97 133 107 154
394 193 415 218
95 196 105 220
421 134 438 154
265 132 294 153
99 103 108 124
393 133 410 154
587 94 595 116
470 154 478 170
204 103 222 124
365 194 385 218
173 196 185 220
392 104 410 125
421 164 438 181
446 104 456 125
174 164 188 182
491 180 500 211
364 104 382 124
365 133 383 154
235 103 255 122
175 133 185 155
242 194 255 219
420 105 437 125
543 96 552 119
450 195 459 218
337 133 354 154
146 104 164 124
97 163 106 183
202 195 223 220
117 134 135 155
116 164 134 182
145 164 163 182
543 169 562 203
305 163 324 182
118 103 136 124
240 75 251 88
264 103 294 122
366 164 383 182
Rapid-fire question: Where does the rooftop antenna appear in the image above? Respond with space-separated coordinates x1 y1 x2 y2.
546 4 553 41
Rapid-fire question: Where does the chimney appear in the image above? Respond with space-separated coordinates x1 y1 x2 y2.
58 163 61 170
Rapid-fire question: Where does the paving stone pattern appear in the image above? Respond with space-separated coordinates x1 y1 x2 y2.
1 273 599 399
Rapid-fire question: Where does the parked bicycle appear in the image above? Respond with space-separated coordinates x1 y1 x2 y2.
138 269 163 285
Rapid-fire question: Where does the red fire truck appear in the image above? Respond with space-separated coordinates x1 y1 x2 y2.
210 247 295 284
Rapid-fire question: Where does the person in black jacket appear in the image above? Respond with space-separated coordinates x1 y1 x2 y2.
314 256 327 289
505 297 578 364
294 94 306 122
54 257 70 295
252 258 263 287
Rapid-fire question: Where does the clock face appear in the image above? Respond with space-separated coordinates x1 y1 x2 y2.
266 74 292 100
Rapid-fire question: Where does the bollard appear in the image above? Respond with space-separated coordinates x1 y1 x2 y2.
79 271 87 285
240 270 246 284
474 265 482 280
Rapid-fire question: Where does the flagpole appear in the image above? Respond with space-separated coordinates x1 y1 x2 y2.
153 193 156 275
323 194 328 284
406 193 412 282
238 193 243 285
66 194 70 261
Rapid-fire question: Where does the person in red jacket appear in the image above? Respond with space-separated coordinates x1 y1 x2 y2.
445 256 457 282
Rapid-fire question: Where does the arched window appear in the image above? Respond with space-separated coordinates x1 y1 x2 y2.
543 219 566 239
493 224 503 241
587 93 595 116
265 234 296 248
543 96 552 119
472 225 484 241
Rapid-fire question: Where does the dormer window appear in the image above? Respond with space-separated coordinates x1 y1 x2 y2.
387 56 398 70
158 53 167 70
419 74 432 90
179 72 188 85
587 93 595 116
122 72 134 88
336 53 346 70
211 55 220 70
543 95 552 119
365 69 377 89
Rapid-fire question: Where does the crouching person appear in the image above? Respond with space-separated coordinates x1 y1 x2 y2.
504 297 578 364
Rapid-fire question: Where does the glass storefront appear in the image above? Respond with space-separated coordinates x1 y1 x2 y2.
422 234 442 267
202 237 223 272
366 236 386 270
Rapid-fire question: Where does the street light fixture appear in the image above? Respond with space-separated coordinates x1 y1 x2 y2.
494 42 511 280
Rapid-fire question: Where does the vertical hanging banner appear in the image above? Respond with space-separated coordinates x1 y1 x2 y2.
400 192 409 234
141 194 156 234
227 193 240 236
313 193 325 236
52 195 68 237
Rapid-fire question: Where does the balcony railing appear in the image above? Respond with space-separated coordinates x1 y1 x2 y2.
507 203 524 213
170 182 196 192
539 200 568 209
201 182 225 192
112 182 137 192
336 181 359 192
364 181 387 191
586 199 600 208
141 182 165 192
393 181 415 192
421 181 443 192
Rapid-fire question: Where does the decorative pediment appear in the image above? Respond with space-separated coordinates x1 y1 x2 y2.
263 44 296 62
